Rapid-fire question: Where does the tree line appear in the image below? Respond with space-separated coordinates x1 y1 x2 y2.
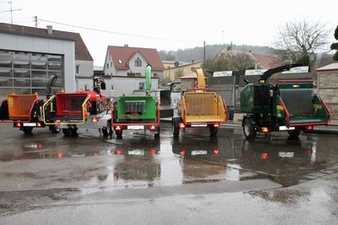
161 21 338 74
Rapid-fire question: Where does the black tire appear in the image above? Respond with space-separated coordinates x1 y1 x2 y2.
154 127 160 140
115 130 123 139
108 120 113 139
22 127 33 135
70 127 78 137
49 125 60 134
173 118 180 137
243 117 256 142
288 129 301 139
209 126 218 137
102 127 109 139
62 128 71 137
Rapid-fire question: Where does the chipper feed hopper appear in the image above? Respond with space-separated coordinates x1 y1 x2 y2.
173 68 228 137
43 91 111 137
111 65 160 139
0 93 52 135
0 76 59 135
240 64 330 141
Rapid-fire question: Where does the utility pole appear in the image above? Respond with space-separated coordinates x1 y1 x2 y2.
0 1 21 24
34 16 38 27
203 41 206 65
9 1 12 24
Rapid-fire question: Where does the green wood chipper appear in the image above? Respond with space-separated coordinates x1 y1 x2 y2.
111 65 160 139
240 64 330 141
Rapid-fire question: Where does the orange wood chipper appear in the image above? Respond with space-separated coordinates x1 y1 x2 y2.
0 93 59 135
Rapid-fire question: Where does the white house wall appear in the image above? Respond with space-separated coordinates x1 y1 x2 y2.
128 52 147 75
75 60 94 91
103 52 116 76
76 60 93 77
76 79 93 91
102 77 158 98
103 51 163 78
0 33 76 92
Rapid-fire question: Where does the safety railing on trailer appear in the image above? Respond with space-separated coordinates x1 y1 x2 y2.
42 95 91 126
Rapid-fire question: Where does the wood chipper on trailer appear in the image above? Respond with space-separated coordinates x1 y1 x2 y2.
43 89 112 138
111 65 160 139
0 76 59 135
240 64 330 141
0 94 51 135
173 68 228 137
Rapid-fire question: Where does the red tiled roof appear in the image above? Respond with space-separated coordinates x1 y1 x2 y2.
0 23 93 61
107 46 164 71
251 53 282 69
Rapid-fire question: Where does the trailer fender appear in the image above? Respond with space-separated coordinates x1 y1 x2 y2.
0 100 9 120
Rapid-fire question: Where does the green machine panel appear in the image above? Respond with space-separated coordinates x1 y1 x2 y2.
115 95 157 122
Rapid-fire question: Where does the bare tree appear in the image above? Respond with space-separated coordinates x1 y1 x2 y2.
276 20 329 65
331 25 338 61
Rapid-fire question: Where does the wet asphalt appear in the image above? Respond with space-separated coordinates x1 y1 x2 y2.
0 123 338 224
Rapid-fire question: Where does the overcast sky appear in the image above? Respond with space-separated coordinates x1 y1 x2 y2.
0 0 337 66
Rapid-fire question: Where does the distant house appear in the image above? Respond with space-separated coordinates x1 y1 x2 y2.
104 45 164 78
0 23 93 96
180 73 198 90
317 63 338 125
162 60 177 69
250 52 283 69
163 61 202 81
102 45 163 97
215 49 283 70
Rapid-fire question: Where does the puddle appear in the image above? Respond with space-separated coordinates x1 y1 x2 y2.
0 125 338 189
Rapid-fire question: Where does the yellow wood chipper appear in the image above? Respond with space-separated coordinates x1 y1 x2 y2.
173 68 228 137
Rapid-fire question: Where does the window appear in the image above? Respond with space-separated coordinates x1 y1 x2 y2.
110 62 112 67
134 57 142 67
111 85 114 90
139 82 144 90
106 63 109 68
84 84 88 90
76 65 80 74
0 50 64 94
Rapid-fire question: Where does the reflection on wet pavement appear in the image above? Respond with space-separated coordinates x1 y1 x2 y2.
1 124 338 190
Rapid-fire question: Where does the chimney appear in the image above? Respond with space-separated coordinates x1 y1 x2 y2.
46 25 53 35
124 44 129 47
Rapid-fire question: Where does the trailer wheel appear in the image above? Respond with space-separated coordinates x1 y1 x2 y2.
70 127 78 137
102 127 109 139
154 127 160 140
62 128 71 137
243 117 256 142
22 127 33 135
288 129 301 139
115 130 123 139
49 125 60 134
173 118 180 137
209 126 218 137
108 120 113 139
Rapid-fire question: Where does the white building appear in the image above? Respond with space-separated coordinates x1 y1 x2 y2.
102 45 163 97
0 23 93 96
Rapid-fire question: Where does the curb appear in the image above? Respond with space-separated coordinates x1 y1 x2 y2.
308 129 338 135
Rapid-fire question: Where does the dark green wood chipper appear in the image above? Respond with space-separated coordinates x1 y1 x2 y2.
240 64 330 141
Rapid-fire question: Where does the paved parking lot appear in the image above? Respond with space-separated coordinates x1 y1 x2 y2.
0 123 338 224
